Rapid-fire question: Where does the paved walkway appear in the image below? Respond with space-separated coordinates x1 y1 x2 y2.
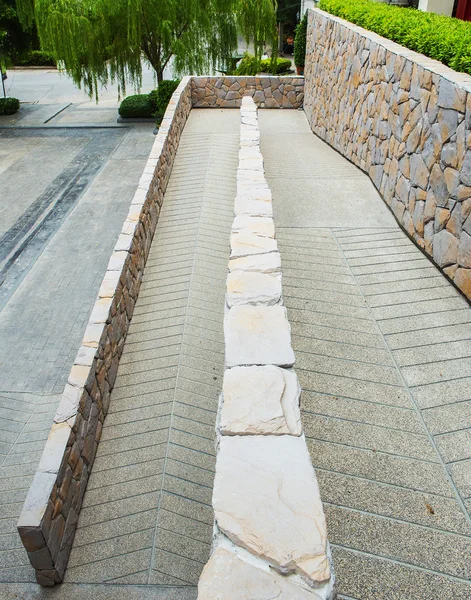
0 120 154 583
3 107 471 599
63 110 239 591
260 110 471 600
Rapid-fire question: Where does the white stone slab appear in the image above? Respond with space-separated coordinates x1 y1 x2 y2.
225 305 295 367
213 435 330 584
232 216 275 238
226 271 282 307
197 546 328 600
230 232 278 258
220 366 301 436
229 252 281 274
234 197 273 217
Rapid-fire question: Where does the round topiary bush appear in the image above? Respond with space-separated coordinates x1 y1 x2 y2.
0 97 20 116
118 94 154 118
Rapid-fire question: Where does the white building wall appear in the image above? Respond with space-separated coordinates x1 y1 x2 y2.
418 0 454 15
301 0 316 15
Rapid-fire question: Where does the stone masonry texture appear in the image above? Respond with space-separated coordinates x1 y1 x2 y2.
304 8 471 301
191 76 304 109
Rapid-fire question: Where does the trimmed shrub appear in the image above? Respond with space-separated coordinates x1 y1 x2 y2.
148 79 180 115
260 57 292 74
15 51 56 67
0 97 20 115
118 94 154 118
294 12 308 68
235 53 292 75
319 0 471 76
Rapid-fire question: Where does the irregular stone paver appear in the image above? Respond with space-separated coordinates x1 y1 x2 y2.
260 109 471 599
226 271 282 307
198 546 325 599
220 366 301 436
213 435 330 583
224 305 295 367
228 252 281 273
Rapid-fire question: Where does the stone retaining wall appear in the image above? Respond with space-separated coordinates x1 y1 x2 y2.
17 77 193 586
191 76 304 109
197 97 335 599
304 8 471 299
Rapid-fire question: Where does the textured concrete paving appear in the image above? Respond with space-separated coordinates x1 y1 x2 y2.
0 119 154 584
63 109 238 591
259 110 471 600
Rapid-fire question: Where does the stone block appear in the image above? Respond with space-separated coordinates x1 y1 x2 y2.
226 271 282 307
230 232 278 258
197 545 331 600
213 435 330 584
225 306 295 368
433 229 458 267
220 366 301 436
228 252 282 274
232 215 275 238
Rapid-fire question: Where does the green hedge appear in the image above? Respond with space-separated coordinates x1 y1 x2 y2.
294 12 308 67
235 54 292 75
118 94 154 118
119 80 180 122
15 51 56 67
148 79 180 115
319 0 471 75
0 98 20 116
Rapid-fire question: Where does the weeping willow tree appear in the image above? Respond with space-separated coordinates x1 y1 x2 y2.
16 0 277 97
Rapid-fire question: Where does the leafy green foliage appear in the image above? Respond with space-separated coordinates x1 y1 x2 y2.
0 96 19 114
319 0 471 75
15 49 55 65
261 57 292 74
118 94 154 118
234 53 292 75
17 0 278 98
148 79 180 114
0 0 37 67
294 12 307 67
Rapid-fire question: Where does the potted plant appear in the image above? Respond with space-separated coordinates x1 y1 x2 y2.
294 12 308 76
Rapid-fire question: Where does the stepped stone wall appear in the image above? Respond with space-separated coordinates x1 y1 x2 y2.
304 8 471 300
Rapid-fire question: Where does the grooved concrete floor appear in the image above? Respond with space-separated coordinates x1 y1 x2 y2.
63 109 239 592
0 125 155 587
260 110 471 600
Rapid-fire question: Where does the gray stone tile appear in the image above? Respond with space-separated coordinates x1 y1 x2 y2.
318 470 471 535
302 391 422 433
412 378 471 410
403 358 471 387
326 504 471 579
306 438 453 496
435 429 471 463
303 413 437 461
331 546 471 600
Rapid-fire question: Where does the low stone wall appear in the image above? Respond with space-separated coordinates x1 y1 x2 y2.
191 76 304 109
197 97 335 599
17 77 193 586
304 8 471 299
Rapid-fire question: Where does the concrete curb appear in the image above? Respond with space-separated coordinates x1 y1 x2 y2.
196 97 336 599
